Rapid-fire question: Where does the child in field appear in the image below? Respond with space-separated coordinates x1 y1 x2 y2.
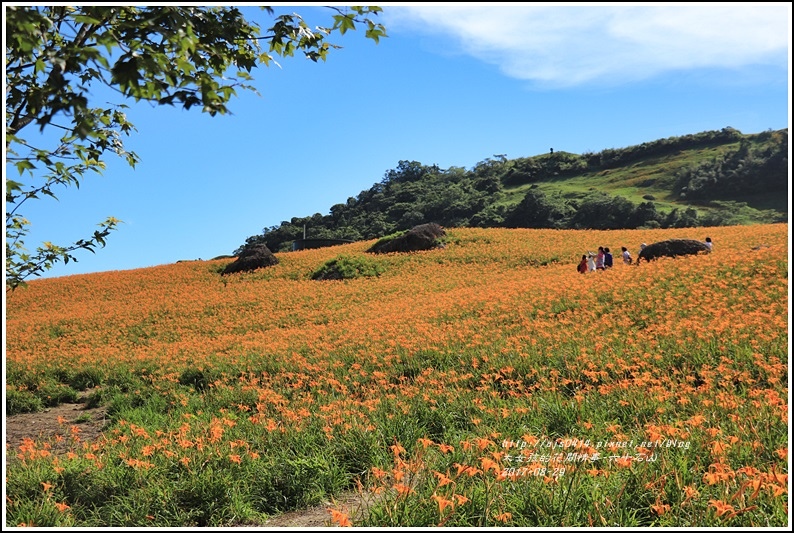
704 237 713 251
604 247 614 268
587 252 596 272
577 255 588 274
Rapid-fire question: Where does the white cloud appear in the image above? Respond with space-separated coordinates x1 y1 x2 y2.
385 4 791 87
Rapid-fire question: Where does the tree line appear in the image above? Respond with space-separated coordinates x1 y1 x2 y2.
238 127 788 254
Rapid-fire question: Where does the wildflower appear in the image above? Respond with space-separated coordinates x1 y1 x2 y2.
229 454 242 464
394 483 415 497
682 485 699 501
54 502 70 512
475 437 492 451
709 499 735 517
494 512 512 523
431 494 454 513
434 471 454 487
711 441 729 455
390 442 406 457
480 457 500 473
417 437 433 448
329 509 352 527
651 500 671 516
41 482 54 492
438 443 454 454
453 494 470 505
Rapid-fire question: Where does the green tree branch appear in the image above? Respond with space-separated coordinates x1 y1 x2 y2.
5 5 386 290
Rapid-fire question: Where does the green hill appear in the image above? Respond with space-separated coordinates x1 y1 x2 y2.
238 127 788 253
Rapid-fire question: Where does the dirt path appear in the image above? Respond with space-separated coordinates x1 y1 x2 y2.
260 490 373 527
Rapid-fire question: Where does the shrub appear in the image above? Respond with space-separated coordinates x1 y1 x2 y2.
70 368 104 390
7 388 44 415
37 382 79 407
311 254 385 280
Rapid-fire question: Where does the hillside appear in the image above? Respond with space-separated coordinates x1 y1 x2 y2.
238 127 788 253
5 223 788 527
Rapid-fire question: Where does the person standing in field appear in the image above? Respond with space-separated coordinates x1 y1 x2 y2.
704 237 713 251
621 246 632 264
578 254 589 274
604 247 614 268
595 246 606 270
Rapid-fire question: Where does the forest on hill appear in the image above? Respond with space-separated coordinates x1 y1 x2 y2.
237 127 788 254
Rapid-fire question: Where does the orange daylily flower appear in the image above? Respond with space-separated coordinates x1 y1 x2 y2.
431 494 454 513
709 499 735 517
329 509 352 527
434 471 454 487
394 483 414 497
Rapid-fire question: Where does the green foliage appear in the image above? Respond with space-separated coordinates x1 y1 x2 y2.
504 188 573 229
178 367 221 392
369 229 408 250
237 128 787 253
6 388 44 415
674 131 788 200
37 382 80 407
311 254 385 280
5 5 386 290
69 368 104 391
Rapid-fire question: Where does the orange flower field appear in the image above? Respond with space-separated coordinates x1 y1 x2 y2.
4 224 789 527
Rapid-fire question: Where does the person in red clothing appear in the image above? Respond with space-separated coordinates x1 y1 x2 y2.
577 254 588 274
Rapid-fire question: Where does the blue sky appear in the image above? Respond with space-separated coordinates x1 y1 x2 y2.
4 3 791 281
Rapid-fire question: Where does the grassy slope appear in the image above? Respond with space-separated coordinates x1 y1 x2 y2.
493 133 786 221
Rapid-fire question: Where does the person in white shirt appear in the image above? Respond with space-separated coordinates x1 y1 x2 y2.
621 246 632 264
704 237 713 251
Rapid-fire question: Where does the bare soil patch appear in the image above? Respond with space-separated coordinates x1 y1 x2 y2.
261 490 373 527
5 394 109 456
